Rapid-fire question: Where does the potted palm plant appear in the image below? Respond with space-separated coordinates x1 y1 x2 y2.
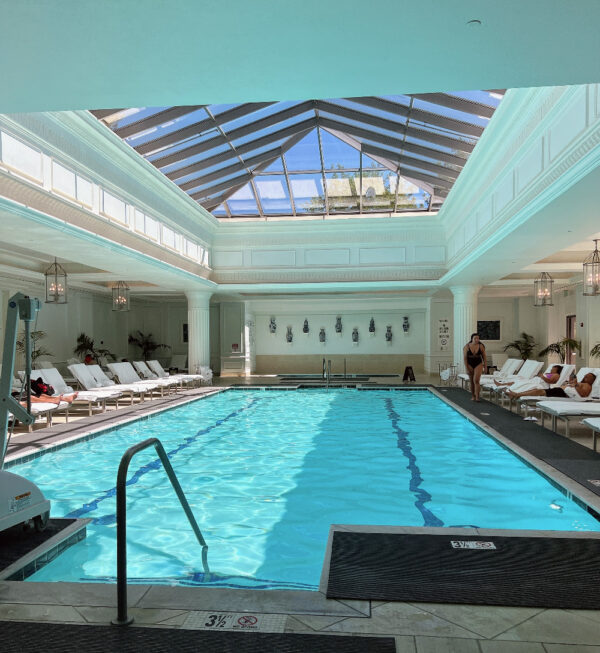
503 332 536 360
73 333 114 362
590 343 600 359
538 337 581 363
128 330 170 362
16 330 53 365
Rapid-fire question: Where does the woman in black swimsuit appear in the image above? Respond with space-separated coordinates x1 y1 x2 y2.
463 333 487 402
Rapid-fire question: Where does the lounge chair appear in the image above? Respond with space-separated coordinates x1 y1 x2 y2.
581 417 600 452
132 361 182 391
68 363 147 404
534 368 600 436
147 359 203 385
483 360 544 403
170 354 188 372
106 362 163 396
457 358 522 389
33 367 122 416
515 364 578 416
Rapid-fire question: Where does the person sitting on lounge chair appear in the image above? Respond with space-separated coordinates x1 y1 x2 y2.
494 365 562 387
507 372 596 400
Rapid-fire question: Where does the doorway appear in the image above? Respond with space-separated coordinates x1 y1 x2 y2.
566 314 577 365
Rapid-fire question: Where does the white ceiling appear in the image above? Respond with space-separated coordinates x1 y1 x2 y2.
1 1 599 113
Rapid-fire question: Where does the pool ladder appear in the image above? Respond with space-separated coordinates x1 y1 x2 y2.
112 437 209 626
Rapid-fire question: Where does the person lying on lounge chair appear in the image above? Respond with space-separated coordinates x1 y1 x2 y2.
506 372 596 400
11 391 75 405
494 365 562 387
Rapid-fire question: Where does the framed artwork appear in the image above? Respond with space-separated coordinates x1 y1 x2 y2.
477 320 501 341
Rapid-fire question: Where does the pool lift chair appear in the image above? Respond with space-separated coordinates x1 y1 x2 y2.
0 292 51 534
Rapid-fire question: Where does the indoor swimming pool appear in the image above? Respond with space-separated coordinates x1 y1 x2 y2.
10 388 600 590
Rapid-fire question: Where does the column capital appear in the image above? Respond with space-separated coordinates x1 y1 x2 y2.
449 285 481 303
185 289 212 308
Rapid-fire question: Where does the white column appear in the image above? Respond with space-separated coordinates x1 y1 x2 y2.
451 285 481 372
186 290 211 372
244 303 256 375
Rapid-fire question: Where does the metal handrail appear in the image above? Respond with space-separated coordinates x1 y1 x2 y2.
112 437 209 626
326 359 332 389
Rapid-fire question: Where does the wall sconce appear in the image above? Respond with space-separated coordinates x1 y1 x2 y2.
368 317 375 336
44 258 68 304
583 239 600 296
319 328 326 344
534 271 554 306
112 281 130 311
402 316 410 333
303 319 309 334
269 317 277 334
352 327 359 346
335 316 342 334
286 326 293 343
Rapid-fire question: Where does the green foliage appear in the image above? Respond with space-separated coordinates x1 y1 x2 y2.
590 343 600 359
128 330 170 362
73 333 113 361
16 330 52 364
538 337 582 363
503 332 536 360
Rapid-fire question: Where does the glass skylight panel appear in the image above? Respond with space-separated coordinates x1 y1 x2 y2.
290 173 325 214
212 203 228 217
227 184 259 215
111 107 165 130
319 129 360 170
124 107 210 147
284 130 323 171
155 139 229 173
410 98 489 127
255 175 292 214
395 177 430 210
221 101 296 132
210 103 240 115
451 90 502 107
229 113 314 148
262 157 285 173
325 173 359 212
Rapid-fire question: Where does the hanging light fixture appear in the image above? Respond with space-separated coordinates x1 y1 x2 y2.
533 272 554 307
44 258 68 304
583 239 600 296
112 281 130 311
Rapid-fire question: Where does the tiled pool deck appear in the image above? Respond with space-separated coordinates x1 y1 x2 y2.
2 378 600 652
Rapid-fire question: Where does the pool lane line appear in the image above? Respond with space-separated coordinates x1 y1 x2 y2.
66 395 262 522
384 397 444 527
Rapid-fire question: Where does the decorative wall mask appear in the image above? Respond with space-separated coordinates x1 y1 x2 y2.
269 317 277 334
403 316 410 333
286 326 293 343
352 327 359 345
335 316 342 334
385 325 393 342
368 317 375 335
303 319 309 334
319 328 326 343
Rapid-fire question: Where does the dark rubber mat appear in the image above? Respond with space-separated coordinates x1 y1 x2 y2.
0 518 76 571
440 388 600 498
0 621 394 653
327 531 600 608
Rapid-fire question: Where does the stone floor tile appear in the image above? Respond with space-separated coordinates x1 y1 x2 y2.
157 612 190 626
285 616 315 633
411 603 544 639
75 605 187 625
496 609 600 645
415 635 481 653
479 641 545 652
0 581 150 607
544 645 600 652
323 602 480 638
394 635 417 653
290 614 351 631
0 603 85 623
564 609 600 625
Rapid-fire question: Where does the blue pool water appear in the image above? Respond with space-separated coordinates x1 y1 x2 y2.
11 389 600 589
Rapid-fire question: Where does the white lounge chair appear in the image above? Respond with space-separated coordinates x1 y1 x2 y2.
581 417 600 452
132 361 182 391
516 364 576 416
147 359 203 385
106 362 162 396
457 358 522 389
69 363 146 404
483 360 544 403
34 367 122 416
170 354 188 372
